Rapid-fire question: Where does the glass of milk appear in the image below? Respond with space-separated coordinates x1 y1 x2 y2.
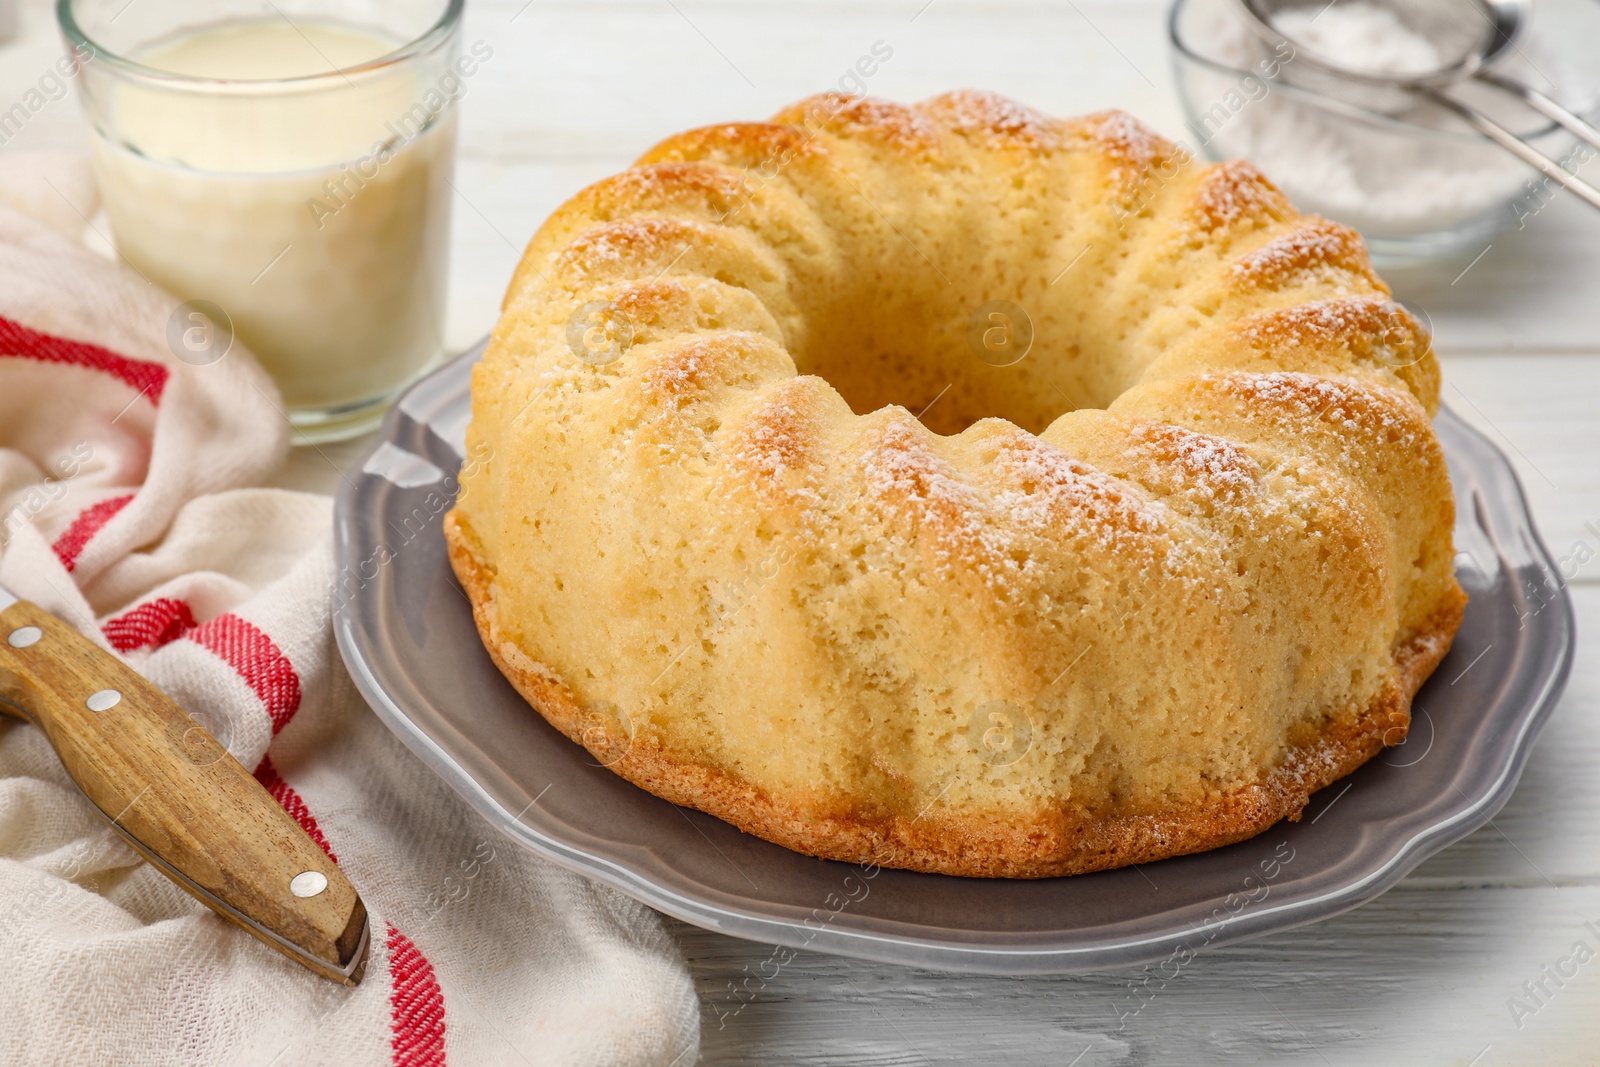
58 0 465 441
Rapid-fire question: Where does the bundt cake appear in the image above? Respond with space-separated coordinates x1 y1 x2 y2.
445 90 1466 878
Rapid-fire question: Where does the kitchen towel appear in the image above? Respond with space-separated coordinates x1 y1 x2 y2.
0 151 700 1066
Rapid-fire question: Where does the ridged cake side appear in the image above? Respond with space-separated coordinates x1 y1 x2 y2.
448 91 1465 878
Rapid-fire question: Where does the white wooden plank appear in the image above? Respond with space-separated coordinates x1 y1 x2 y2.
681 885 1600 1065
460 0 1179 162
1441 353 1600 583
0 0 100 153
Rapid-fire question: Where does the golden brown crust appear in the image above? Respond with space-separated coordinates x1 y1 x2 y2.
1227 216 1380 292
460 93 1467 881
446 509 1466 879
1188 159 1291 234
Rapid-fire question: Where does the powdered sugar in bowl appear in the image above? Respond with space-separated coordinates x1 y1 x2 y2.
1169 0 1600 265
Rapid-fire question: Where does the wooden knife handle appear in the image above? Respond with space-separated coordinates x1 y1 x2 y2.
0 600 367 985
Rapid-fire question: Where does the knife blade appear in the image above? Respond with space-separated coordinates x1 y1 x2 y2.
0 585 368 985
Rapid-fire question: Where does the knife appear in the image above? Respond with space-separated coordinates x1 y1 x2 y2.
0 585 368 985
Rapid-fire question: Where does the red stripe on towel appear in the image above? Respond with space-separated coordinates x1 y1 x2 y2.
388 924 448 1067
0 314 167 404
52 493 134 572
103 597 197 653
188 613 302 733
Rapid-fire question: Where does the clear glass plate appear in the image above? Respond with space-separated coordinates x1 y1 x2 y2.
333 340 1574 974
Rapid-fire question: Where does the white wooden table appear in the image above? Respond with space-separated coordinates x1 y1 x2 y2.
5 0 1598 1061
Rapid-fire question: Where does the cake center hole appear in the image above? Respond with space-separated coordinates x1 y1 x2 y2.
790 284 1125 437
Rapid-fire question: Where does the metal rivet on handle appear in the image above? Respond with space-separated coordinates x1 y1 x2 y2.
7 626 41 648
86 689 121 712
290 871 328 898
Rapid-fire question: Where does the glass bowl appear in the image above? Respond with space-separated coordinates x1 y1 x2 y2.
1168 0 1600 266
